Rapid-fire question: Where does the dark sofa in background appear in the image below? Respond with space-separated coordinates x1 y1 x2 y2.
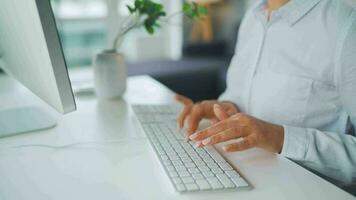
128 56 230 102
127 41 233 102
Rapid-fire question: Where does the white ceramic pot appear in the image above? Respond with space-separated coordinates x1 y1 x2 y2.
94 50 127 99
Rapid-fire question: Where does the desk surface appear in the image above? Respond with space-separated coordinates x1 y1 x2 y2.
0 70 354 200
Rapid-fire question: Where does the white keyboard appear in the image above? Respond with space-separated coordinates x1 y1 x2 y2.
132 104 250 193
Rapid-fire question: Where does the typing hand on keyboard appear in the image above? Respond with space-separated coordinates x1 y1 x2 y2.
175 95 239 138
189 104 285 154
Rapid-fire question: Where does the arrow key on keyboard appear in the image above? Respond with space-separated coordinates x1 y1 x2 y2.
196 179 211 190
207 177 223 189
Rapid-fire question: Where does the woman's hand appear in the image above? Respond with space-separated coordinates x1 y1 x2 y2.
175 95 239 137
190 104 285 153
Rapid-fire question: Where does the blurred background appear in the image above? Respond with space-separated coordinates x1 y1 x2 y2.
50 0 257 101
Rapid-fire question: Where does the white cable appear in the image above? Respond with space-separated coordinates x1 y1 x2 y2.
4 138 148 151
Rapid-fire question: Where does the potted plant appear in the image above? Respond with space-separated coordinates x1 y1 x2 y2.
94 0 207 99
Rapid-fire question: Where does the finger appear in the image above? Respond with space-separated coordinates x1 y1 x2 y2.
226 106 238 116
190 113 246 141
210 103 234 125
175 94 193 106
200 126 248 146
210 118 219 125
186 104 204 135
220 101 239 114
189 119 237 141
214 104 231 121
177 105 191 129
223 137 256 152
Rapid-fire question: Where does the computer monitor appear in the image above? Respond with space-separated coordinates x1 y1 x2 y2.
0 0 76 137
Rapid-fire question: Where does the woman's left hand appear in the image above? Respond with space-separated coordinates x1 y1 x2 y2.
189 104 285 153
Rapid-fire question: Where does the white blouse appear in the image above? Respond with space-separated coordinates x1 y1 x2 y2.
220 0 356 186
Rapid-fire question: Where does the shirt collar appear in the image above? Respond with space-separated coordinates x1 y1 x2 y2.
253 0 321 26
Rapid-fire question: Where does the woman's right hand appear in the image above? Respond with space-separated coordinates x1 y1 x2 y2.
175 94 240 138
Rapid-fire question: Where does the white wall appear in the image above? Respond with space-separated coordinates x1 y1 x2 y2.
245 0 259 10
106 0 120 50
163 0 183 60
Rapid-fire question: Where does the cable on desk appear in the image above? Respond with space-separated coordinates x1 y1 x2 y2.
3 138 148 151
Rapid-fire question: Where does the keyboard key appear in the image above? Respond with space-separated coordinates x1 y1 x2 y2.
194 160 205 166
178 152 188 158
211 168 223 174
207 177 224 189
208 163 219 169
190 154 201 160
175 133 185 139
181 157 192 162
166 166 175 171
173 177 182 184
205 146 226 163
218 162 233 171
216 174 235 188
169 171 179 177
192 173 204 180
182 177 194 184
225 170 240 178
157 149 166 156
196 179 211 190
172 160 184 166
163 160 172 166
175 166 187 171
185 183 199 192
188 168 200 174
169 155 180 161
203 157 215 163
184 162 196 168
198 166 210 172
178 171 190 177
202 171 215 178
176 184 186 192
231 177 249 187
160 155 169 161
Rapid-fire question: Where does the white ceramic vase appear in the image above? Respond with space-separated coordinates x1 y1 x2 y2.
94 50 127 99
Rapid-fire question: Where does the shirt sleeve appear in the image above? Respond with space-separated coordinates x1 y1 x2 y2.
281 11 356 185
281 126 356 185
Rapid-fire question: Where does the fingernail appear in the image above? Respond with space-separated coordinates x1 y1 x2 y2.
189 132 199 140
202 138 211 146
195 141 203 148
185 135 190 142
223 146 230 152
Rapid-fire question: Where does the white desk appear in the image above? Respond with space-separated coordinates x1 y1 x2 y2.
0 70 354 200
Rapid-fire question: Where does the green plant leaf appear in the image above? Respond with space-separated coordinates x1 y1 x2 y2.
127 5 135 13
144 20 155 34
183 2 193 14
135 0 143 9
182 2 207 19
198 6 208 15
124 0 206 36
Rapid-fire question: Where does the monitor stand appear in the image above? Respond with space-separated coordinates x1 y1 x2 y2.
0 107 57 138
